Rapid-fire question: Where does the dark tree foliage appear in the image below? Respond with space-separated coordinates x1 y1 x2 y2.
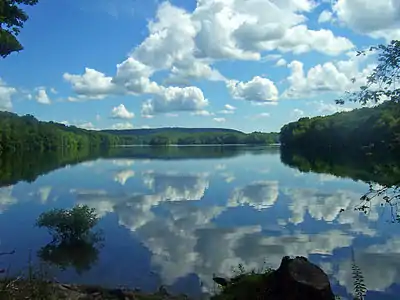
0 111 120 153
0 111 279 153
38 236 101 274
0 110 280 154
280 101 400 152
36 205 100 241
0 0 39 57
123 131 280 146
336 40 400 105
280 147 400 223
36 205 102 273
149 135 170 146
334 39 400 218
0 146 279 188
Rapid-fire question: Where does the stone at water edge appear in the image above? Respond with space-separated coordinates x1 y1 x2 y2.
269 256 335 300
213 276 229 287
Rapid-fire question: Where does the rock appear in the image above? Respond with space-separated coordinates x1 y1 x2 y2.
213 276 229 287
268 256 335 300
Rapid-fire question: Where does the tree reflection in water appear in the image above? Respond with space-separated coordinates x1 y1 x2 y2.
36 205 103 274
38 235 102 274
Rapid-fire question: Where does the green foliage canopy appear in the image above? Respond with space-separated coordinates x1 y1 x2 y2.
0 111 279 153
337 40 400 105
36 205 99 241
0 111 120 153
280 101 400 152
0 0 39 57
38 236 101 274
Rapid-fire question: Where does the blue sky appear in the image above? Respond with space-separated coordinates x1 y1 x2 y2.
1 0 399 132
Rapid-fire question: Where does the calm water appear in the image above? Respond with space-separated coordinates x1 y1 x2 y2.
0 146 399 299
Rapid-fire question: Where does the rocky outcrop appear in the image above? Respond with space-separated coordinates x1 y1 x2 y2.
212 256 335 300
266 256 335 300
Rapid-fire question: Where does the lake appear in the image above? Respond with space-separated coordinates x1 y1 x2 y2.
0 146 399 299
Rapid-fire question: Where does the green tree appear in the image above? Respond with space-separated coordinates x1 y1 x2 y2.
0 0 39 58
334 39 400 212
36 205 103 273
149 135 170 146
337 40 400 106
36 205 99 241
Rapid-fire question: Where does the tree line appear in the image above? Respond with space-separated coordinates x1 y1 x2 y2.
280 101 400 153
281 39 400 155
127 131 280 146
0 112 120 153
0 111 279 154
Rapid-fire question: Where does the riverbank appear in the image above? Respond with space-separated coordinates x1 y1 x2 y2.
1 257 337 300
0 280 189 299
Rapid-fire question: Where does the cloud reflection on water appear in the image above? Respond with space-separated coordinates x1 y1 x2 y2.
1 149 399 298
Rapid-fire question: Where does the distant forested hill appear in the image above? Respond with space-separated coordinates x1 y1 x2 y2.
0 112 279 153
280 101 400 153
102 127 243 136
102 127 279 145
106 128 279 146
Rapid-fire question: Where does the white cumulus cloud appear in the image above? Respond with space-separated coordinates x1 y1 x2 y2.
318 10 333 23
275 58 287 67
213 117 226 123
332 0 400 41
64 68 119 99
141 86 208 115
111 104 134 119
191 110 214 116
35 88 51 104
228 76 279 103
63 0 356 114
224 104 236 110
0 78 16 111
283 56 376 99
111 122 134 130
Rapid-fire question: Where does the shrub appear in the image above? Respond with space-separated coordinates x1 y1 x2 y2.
36 205 99 241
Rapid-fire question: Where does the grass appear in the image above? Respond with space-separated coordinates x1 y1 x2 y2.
0 257 363 299
0 261 57 300
0 278 190 300
211 263 274 300
0 258 188 300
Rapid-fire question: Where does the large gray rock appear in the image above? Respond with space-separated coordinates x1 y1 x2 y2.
267 256 335 300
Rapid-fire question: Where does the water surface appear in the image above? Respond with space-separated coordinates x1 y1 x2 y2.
0 146 399 299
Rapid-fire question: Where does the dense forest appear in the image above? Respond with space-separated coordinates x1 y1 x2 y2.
280 101 400 153
0 112 279 153
0 112 120 153
116 130 279 146
103 127 243 135
105 144 279 160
